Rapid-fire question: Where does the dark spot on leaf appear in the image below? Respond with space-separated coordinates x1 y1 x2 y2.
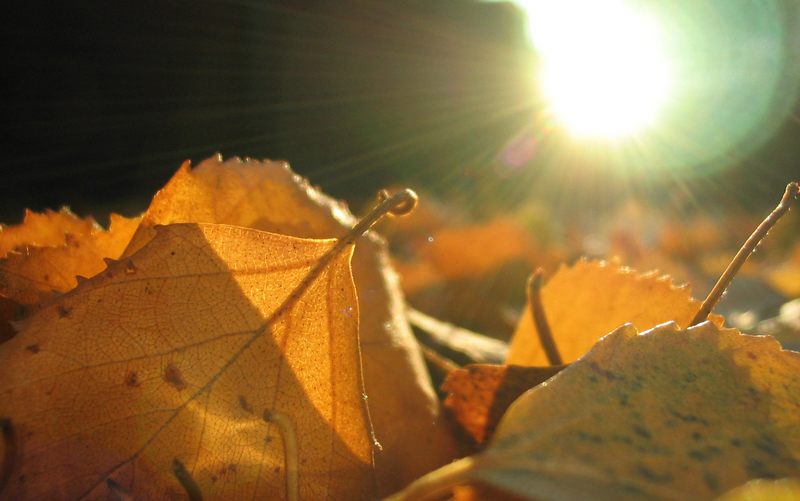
163 363 186 391
633 425 652 440
688 446 722 461
588 361 620 381
669 409 709 425
635 464 673 484
683 372 697 384
746 458 777 479
14 305 27 321
238 395 253 414
703 472 719 491
691 432 703 442
729 438 743 448
754 436 779 456
273 466 280 473
25 344 39 354
576 431 604 444
57 305 72 319
747 351 758 360
125 371 140 388
170 251 176 256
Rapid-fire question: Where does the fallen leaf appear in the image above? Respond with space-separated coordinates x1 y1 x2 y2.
0 208 95 257
0 223 374 499
120 156 456 493
715 478 800 501
442 364 564 447
390 321 800 501
0 213 141 307
766 244 800 297
506 259 722 365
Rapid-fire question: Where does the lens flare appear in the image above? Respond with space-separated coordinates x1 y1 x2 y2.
520 0 673 138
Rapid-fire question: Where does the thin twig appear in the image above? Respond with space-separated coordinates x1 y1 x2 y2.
691 181 799 326
528 269 563 365
419 344 460 376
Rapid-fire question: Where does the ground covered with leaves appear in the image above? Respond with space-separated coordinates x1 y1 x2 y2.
0 157 798 500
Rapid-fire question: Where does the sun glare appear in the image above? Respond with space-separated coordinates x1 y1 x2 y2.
520 0 673 139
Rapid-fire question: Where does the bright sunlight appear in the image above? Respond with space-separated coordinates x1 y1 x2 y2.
519 0 673 139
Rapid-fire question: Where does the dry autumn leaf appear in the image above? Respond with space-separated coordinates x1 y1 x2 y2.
0 223 374 499
117 156 456 493
0 209 95 256
390 321 800 501
441 364 564 447
506 259 722 365
715 478 800 501
0 212 141 307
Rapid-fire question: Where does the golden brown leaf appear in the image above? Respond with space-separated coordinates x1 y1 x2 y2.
390 322 800 501
0 208 95 257
0 213 141 306
0 223 374 499
507 259 722 365
120 156 456 493
715 478 800 501
442 364 564 447
767 244 800 297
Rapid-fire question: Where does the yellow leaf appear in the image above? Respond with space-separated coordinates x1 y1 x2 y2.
716 478 800 501
0 213 141 307
389 322 800 501
0 223 376 499
506 259 721 365
0 208 95 257
120 156 456 493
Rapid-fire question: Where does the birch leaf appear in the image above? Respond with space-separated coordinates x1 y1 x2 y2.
507 260 722 365
0 223 374 500
390 322 800 501
121 156 456 492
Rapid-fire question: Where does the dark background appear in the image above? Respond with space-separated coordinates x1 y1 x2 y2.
2 0 799 225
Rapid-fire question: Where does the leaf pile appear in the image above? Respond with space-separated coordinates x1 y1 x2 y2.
1 158 798 501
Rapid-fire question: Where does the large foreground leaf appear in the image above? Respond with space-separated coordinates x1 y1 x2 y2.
390 322 800 500
121 156 455 492
0 223 374 499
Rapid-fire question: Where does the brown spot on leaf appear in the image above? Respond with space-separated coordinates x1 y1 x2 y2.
238 395 253 414
125 371 140 388
163 363 186 391
25 344 40 354
57 305 72 319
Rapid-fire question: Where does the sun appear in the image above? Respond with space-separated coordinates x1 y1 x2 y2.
519 0 673 139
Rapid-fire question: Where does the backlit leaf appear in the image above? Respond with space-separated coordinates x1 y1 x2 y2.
507 259 722 365
120 156 456 492
0 223 374 499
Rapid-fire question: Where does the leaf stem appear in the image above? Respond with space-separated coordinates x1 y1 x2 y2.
528 269 563 366
690 181 799 326
172 458 203 501
286 189 418 309
264 411 299 501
